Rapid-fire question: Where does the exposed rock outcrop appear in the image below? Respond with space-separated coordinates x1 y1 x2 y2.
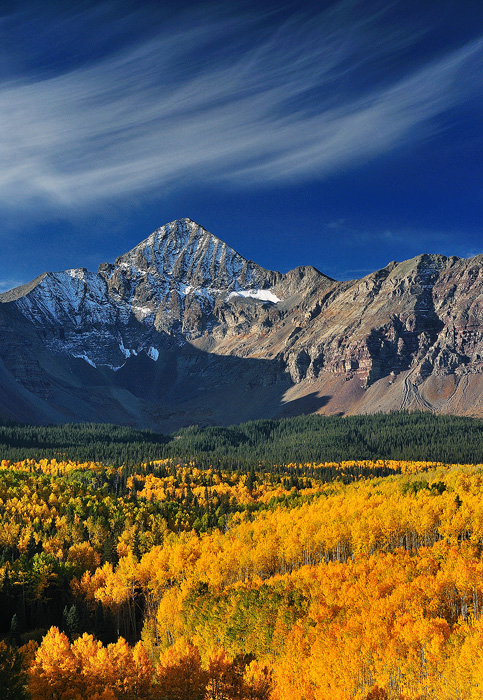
0 219 482 429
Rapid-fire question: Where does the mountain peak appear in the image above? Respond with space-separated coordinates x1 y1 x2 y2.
1 218 483 428
123 218 222 257
113 219 280 292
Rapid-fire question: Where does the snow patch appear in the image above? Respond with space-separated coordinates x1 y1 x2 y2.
132 305 154 318
147 347 159 361
227 289 281 303
72 353 96 368
119 339 138 358
176 283 217 304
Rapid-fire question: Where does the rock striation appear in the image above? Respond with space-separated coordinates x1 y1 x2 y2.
0 218 482 429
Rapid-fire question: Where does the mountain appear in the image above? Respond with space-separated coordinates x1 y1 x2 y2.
1 218 482 430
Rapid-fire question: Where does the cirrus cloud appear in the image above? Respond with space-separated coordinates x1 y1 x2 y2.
0 1 482 211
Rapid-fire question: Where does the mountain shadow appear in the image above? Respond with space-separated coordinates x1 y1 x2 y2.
275 393 331 419
0 305 314 431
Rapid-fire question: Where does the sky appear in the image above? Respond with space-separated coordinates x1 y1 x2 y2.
0 0 482 291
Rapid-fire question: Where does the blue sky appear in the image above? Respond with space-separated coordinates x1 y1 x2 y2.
0 0 482 290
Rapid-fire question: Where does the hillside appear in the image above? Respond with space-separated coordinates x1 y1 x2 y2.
1 411 483 465
1 219 483 428
1 448 483 698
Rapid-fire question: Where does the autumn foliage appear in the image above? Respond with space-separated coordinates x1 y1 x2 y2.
3 456 483 698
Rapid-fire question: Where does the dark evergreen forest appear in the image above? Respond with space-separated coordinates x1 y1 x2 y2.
0 411 482 467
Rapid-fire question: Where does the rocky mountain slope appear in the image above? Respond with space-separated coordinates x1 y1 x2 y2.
1 218 482 430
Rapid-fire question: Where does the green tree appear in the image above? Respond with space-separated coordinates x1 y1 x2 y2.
63 605 80 639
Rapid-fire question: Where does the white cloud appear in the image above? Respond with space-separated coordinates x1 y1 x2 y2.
0 2 481 210
0 277 24 292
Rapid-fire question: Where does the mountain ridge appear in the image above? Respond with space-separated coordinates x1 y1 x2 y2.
0 219 482 429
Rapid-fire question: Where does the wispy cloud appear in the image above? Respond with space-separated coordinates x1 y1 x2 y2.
0 277 25 292
342 226 479 252
0 2 482 210
321 221 482 279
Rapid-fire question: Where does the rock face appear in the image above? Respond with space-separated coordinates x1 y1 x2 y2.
1 218 483 429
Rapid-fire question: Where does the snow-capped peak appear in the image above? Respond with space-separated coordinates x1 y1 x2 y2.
114 218 279 292
1 219 285 367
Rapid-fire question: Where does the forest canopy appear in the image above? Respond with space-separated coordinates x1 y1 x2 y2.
2 413 483 698
1 410 483 465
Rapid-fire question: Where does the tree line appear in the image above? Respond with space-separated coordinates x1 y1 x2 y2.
1 411 483 465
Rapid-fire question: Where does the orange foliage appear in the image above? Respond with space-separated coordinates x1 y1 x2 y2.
155 638 207 699
8 457 483 699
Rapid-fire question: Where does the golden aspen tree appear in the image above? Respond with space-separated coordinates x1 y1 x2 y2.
155 639 207 700
28 627 79 700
